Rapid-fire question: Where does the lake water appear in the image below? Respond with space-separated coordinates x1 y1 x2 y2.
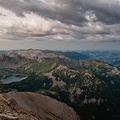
2 75 27 84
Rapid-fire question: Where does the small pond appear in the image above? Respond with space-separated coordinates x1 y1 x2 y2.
1 75 27 84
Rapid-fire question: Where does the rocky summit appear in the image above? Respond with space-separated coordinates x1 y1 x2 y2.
0 91 79 120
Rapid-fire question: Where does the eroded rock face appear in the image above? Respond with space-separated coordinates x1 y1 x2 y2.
0 91 80 120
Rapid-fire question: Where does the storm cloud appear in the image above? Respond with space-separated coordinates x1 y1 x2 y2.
0 0 120 42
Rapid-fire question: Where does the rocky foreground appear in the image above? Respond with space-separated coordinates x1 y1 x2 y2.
0 91 80 120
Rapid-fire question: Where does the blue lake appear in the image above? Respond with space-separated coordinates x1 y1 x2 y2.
2 75 27 84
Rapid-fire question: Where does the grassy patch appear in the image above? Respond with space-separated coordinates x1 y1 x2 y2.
36 89 58 95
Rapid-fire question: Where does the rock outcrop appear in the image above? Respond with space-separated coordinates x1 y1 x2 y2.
0 91 80 120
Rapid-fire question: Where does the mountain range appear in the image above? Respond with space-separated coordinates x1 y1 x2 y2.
0 49 120 120
78 50 120 67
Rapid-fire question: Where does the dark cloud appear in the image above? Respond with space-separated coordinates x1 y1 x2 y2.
81 0 120 24
0 0 120 25
0 0 85 26
0 0 120 43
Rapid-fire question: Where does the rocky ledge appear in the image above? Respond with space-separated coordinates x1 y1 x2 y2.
0 91 80 120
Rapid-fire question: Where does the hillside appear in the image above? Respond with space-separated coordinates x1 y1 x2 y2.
0 53 30 69
0 91 79 120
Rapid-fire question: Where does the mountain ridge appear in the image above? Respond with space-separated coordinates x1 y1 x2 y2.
0 91 80 120
0 49 120 120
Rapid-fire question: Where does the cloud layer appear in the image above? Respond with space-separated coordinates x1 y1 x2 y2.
0 0 120 42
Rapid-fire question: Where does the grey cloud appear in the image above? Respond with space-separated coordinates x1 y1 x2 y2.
0 0 120 43
0 0 88 26
0 0 120 25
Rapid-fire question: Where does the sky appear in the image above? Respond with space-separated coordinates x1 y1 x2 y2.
0 0 120 50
